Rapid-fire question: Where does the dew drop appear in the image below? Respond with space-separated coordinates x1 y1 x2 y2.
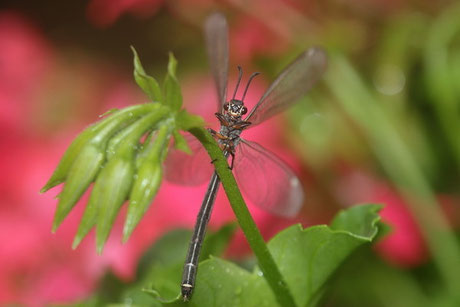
124 297 133 307
373 64 405 96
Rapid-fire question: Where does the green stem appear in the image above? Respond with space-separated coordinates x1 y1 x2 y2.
189 127 297 307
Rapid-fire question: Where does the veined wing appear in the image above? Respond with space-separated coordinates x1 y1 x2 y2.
234 139 304 217
204 12 229 112
245 47 327 127
164 133 213 186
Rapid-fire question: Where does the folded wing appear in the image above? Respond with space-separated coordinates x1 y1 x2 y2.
204 12 229 112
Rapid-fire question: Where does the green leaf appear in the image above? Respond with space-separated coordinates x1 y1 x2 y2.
263 203 382 307
147 204 381 306
136 229 191 281
200 223 237 261
172 130 192 154
185 257 276 307
131 46 162 102
73 271 127 307
137 230 191 302
330 203 383 239
135 225 239 302
163 53 182 111
176 110 205 131
120 285 163 307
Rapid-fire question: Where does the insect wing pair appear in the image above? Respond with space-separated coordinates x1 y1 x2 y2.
165 13 327 218
165 134 303 217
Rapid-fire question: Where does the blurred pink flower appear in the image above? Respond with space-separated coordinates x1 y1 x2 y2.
334 168 428 267
0 11 53 132
0 136 96 306
230 15 289 62
86 0 164 28
0 12 146 305
372 186 429 267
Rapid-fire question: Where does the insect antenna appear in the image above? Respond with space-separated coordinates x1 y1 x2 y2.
232 66 244 100
241 71 260 101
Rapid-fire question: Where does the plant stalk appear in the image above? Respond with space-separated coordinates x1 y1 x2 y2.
189 127 297 307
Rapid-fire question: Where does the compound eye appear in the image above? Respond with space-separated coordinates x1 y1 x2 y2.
223 103 229 111
241 106 248 115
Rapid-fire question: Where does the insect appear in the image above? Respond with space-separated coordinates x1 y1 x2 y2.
164 13 327 301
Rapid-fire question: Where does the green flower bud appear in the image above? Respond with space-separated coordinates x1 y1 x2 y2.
106 105 169 160
51 104 161 232
123 162 162 242
94 109 170 253
41 103 159 193
52 144 105 232
72 185 100 249
123 125 172 242
95 157 135 254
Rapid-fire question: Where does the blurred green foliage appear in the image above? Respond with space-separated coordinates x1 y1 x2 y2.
287 3 460 306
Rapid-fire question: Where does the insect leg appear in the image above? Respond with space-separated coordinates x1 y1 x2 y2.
229 151 236 170
207 128 217 136
215 113 231 126
226 140 236 170
233 121 252 130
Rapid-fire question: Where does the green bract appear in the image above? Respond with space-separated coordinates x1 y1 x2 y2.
43 48 204 251
124 125 172 242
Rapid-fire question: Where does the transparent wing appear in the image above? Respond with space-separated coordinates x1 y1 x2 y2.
204 12 229 111
234 139 304 217
245 47 327 127
164 133 213 186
